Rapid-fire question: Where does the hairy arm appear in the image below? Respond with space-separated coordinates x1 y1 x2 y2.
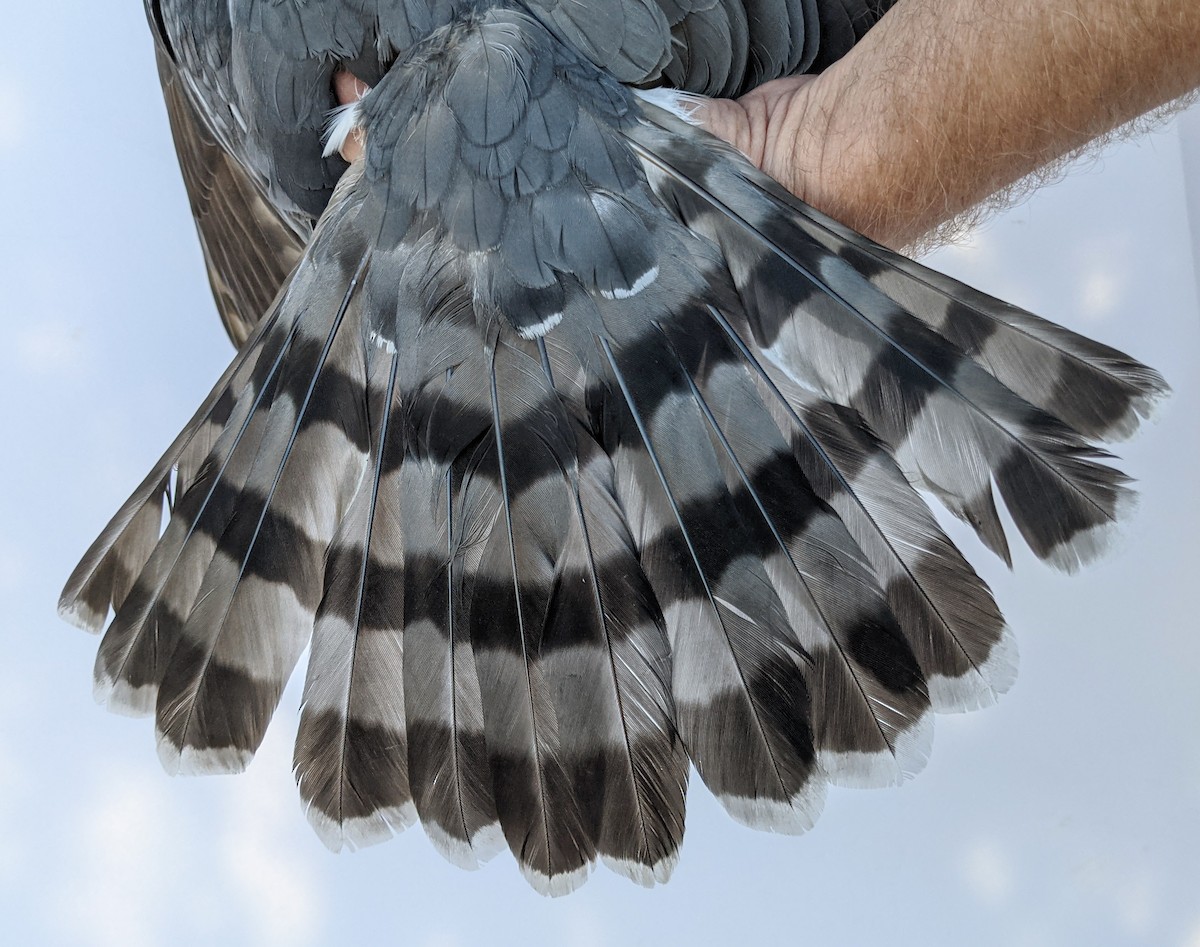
700 0 1200 249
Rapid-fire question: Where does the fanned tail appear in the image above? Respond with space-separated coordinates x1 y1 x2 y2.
789 203 1168 442
83 304 297 717
601 331 826 828
294 345 417 851
662 304 933 786
554 432 686 884
59 307 279 635
154 240 373 774
626 108 1165 574
399 443 503 869
706 305 1015 712
64 19 1167 897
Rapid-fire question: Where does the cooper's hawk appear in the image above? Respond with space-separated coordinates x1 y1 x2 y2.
60 0 1165 893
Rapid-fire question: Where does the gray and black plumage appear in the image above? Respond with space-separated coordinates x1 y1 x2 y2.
61 0 1167 893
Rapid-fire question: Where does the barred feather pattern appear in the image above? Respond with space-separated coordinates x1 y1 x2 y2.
64 1 1165 895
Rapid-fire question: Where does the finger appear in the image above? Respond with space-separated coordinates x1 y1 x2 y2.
692 75 819 172
332 69 371 163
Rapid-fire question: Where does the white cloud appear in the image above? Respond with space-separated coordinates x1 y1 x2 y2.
561 904 610 947
54 766 177 947
961 838 1013 906
1112 872 1156 939
1185 914 1200 947
0 739 24 886
0 532 32 593
218 705 326 947
1071 231 1135 324
1079 268 1125 321
1072 857 1160 940
0 76 26 155
13 320 90 377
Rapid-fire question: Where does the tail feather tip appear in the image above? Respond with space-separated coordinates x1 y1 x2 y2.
520 861 593 898
601 851 680 888
305 802 418 853
94 676 157 718
155 733 253 777
58 596 105 634
423 820 505 870
820 712 934 790
718 782 828 836
927 626 1019 714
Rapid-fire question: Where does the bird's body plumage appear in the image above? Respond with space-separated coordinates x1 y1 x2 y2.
61 0 1165 893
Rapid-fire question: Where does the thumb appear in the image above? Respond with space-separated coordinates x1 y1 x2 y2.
690 75 820 187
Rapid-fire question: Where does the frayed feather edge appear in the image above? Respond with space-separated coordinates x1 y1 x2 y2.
156 734 252 777
820 709 934 790
633 88 704 127
58 598 106 633
305 802 418 853
520 859 593 898
602 851 679 888
323 101 364 159
94 674 157 718
927 625 1019 714
1044 487 1137 574
719 776 828 835
424 820 506 871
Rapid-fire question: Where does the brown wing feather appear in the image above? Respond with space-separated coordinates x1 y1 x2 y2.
155 44 307 345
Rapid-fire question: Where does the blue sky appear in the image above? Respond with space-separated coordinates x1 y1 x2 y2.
2 5 1198 946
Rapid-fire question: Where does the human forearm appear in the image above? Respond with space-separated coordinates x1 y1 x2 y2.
701 0 1200 249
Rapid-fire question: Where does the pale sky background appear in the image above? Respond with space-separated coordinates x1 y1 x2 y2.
2 5 1198 947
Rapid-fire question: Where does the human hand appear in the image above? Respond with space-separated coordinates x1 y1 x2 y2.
694 72 921 251
332 65 911 249
337 0 1200 254
690 75 820 207
332 68 859 236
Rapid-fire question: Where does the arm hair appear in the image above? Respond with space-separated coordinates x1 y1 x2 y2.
702 0 1200 249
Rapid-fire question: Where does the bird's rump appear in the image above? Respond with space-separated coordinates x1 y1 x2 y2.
61 0 1164 894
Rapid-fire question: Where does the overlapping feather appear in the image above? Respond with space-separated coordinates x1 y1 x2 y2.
64 7 1165 898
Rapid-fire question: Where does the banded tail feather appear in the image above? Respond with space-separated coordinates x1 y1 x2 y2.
64 0 1165 896
294 344 417 852
399 442 504 869
627 109 1164 572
